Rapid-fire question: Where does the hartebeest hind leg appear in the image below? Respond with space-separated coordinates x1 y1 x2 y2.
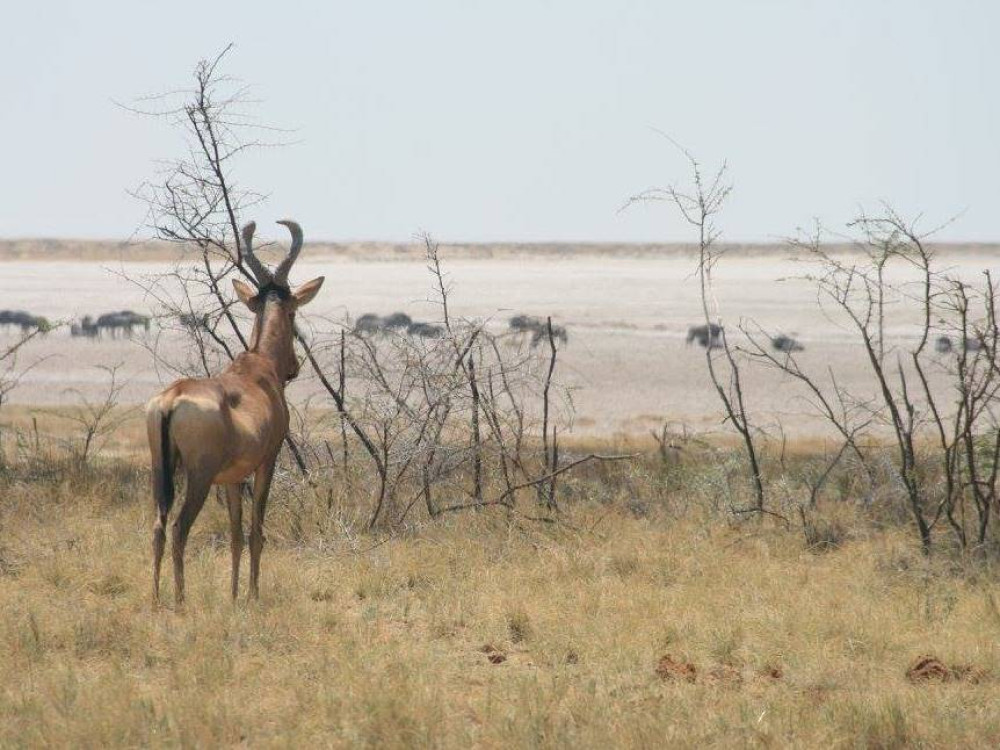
171 471 214 606
248 455 278 599
225 483 244 600
150 411 173 607
152 512 167 605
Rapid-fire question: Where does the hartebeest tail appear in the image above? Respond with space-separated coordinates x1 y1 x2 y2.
148 219 324 606
155 408 175 518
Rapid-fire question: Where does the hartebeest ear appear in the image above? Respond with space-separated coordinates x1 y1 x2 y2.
292 277 325 308
232 279 261 311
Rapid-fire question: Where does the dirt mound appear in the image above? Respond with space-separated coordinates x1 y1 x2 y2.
480 644 507 664
906 655 986 684
655 655 697 682
760 665 783 680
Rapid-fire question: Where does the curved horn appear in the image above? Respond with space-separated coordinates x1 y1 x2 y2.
240 220 272 285
273 219 304 285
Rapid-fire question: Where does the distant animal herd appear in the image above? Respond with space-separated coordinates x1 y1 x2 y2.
683 326 989 355
686 323 804 354
0 310 51 333
1 307 985 357
508 315 569 347
352 312 445 339
70 311 151 339
0 309 151 338
934 334 983 354
350 312 570 348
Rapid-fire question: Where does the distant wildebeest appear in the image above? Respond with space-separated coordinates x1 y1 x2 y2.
383 312 412 331
686 323 724 349
509 314 569 348
354 313 442 339
935 334 985 354
771 334 804 353
0 310 31 331
509 314 542 334
0 310 49 333
530 324 568 348
353 313 384 335
122 311 150 333
407 321 444 339
95 310 150 339
71 315 99 338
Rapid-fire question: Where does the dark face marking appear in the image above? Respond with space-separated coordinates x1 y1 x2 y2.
251 283 292 305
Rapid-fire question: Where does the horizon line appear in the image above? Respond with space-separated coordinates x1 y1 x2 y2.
3 236 1000 247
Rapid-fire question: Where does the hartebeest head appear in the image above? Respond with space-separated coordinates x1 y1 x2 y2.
232 220 324 381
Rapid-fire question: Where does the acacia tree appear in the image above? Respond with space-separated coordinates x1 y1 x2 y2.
128 45 322 475
627 141 766 513
53 364 134 466
741 205 1000 552
130 45 262 355
128 47 622 528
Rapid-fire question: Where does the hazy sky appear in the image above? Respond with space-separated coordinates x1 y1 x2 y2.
2 1 997 242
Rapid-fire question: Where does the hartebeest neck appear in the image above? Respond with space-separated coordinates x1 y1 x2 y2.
248 296 296 382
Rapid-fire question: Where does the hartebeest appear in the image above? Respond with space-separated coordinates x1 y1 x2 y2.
146 219 324 605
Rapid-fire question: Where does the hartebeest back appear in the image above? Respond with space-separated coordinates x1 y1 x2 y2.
146 219 324 605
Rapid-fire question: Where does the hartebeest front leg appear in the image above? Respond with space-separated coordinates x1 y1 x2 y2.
225 483 244 600
171 471 213 606
248 453 279 599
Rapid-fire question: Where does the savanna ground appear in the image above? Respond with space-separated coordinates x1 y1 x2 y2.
2 242 999 438
2 431 1000 748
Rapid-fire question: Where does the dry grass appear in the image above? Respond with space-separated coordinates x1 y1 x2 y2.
2 451 1000 747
